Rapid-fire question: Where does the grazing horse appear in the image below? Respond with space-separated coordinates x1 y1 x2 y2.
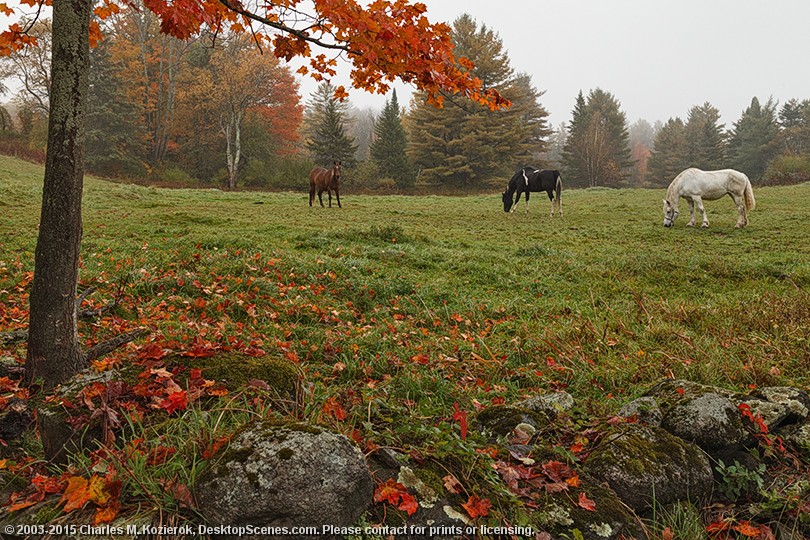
309 161 342 208
502 167 563 216
663 168 755 228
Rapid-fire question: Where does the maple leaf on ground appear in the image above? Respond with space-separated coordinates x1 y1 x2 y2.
159 390 189 414
462 495 491 519
59 475 110 513
323 396 347 421
373 478 418 515
452 402 468 439
732 521 764 537
577 491 597 511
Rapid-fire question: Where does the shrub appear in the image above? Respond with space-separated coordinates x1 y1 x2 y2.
762 154 810 186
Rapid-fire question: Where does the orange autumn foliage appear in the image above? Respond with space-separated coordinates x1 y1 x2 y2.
1 0 509 110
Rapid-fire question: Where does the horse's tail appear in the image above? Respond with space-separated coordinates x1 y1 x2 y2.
744 178 756 210
555 172 563 213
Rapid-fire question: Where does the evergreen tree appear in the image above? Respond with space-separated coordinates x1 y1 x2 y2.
778 98 810 156
727 97 780 181
370 90 415 188
648 117 688 186
85 38 147 177
305 82 358 166
407 15 549 187
684 102 726 170
562 88 632 187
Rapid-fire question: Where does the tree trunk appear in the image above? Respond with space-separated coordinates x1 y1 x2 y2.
25 0 92 388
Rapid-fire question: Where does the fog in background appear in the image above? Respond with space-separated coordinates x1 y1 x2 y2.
303 0 810 126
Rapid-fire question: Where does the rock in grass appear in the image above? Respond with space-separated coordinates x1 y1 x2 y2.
584 424 712 512
617 396 663 427
661 392 746 452
474 405 550 436
195 419 373 538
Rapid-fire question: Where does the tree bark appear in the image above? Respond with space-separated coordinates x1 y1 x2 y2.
25 0 92 388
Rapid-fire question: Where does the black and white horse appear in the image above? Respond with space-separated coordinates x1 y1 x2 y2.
502 167 563 216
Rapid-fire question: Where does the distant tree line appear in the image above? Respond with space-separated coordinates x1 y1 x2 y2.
2 8 810 191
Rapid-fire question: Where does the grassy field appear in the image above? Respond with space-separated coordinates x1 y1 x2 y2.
2 153 810 532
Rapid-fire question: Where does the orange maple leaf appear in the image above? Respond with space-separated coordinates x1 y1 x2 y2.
462 495 491 519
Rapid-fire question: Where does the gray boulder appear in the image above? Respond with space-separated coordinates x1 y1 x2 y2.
617 397 663 427
195 419 373 538
661 392 746 452
584 424 713 512
518 391 575 417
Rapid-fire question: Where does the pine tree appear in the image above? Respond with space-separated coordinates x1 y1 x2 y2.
407 15 549 187
370 90 415 188
648 117 688 186
684 102 726 170
727 97 780 181
305 82 358 166
85 38 147 177
778 98 810 156
562 88 632 187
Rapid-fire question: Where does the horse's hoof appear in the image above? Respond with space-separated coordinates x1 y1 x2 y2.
687 223 694 227
701 223 709 228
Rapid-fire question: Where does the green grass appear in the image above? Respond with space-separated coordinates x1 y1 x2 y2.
2 154 809 529
2 153 809 404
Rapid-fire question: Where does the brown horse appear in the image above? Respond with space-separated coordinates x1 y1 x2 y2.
309 161 342 208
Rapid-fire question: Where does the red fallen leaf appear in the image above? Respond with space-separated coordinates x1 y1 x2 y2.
577 491 596 511
148 445 176 466
202 435 231 459
541 460 573 483
374 478 417 514
705 520 732 535
565 474 581 487
411 353 430 365
398 492 418 516
452 403 468 440
323 397 347 421
462 495 491 519
160 390 188 415
373 479 406 505
662 527 674 540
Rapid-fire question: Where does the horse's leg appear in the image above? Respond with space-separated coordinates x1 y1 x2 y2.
731 192 747 227
695 196 708 227
327 189 332 208
686 199 695 227
548 190 555 217
510 188 520 213
309 184 315 207
318 189 325 208
335 188 341 208
524 190 530 213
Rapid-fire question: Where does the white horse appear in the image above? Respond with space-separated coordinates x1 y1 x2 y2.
662 168 756 228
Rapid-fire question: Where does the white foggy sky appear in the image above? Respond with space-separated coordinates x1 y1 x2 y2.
3 2 809 128
299 0 810 128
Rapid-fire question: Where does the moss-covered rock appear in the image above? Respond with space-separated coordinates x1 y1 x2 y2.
475 405 550 436
617 396 662 426
195 418 372 538
661 392 746 452
534 478 643 540
584 424 712 512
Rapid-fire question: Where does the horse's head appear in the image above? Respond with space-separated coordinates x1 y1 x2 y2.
662 199 679 227
331 161 342 184
502 190 513 212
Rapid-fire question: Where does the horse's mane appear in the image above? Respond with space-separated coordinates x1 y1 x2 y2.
665 171 683 202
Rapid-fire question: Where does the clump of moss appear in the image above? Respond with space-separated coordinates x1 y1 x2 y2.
183 352 298 396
